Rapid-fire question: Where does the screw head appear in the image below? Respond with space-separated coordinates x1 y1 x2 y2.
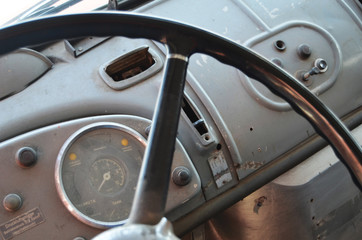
314 58 328 72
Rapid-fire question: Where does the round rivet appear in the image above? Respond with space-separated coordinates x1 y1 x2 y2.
297 44 312 59
172 166 191 186
3 194 22 212
16 147 37 168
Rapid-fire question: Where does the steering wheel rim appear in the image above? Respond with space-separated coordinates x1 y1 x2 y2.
0 11 361 238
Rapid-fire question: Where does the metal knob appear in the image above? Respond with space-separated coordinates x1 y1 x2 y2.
3 194 22 212
297 44 312 59
16 147 37 167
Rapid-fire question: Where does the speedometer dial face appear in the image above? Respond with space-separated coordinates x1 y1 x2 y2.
55 122 146 228
89 158 126 195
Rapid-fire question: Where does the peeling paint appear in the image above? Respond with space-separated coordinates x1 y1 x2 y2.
253 196 267 214
237 161 265 170
315 211 336 228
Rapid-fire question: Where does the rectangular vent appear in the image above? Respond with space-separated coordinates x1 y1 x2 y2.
106 47 155 81
182 97 209 136
99 46 163 90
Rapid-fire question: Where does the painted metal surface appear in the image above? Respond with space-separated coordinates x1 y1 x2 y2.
0 0 361 239
0 115 202 239
0 48 52 100
204 124 362 240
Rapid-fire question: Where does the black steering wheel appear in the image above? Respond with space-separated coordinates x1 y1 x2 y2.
0 12 361 239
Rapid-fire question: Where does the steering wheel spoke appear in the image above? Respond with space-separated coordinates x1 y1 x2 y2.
129 47 190 225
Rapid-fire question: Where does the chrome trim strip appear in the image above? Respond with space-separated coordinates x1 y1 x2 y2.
168 54 188 62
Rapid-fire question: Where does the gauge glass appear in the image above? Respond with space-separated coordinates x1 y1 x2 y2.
55 122 146 228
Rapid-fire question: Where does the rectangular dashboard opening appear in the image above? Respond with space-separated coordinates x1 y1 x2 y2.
105 47 155 82
182 97 209 136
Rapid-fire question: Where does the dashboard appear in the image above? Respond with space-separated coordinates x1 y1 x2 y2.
0 0 361 239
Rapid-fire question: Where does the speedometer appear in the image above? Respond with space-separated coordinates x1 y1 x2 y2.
55 122 146 228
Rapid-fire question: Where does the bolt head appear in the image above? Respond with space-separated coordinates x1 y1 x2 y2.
172 167 191 186
297 44 312 59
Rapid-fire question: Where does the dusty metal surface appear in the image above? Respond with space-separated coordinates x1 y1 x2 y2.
204 124 362 240
0 0 361 239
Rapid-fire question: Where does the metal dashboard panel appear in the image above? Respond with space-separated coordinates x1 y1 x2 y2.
241 21 341 111
0 115 202 239
205 124 362 240
0 0 360 183
0 48 53 100
180 0 362 179
0 0 361 238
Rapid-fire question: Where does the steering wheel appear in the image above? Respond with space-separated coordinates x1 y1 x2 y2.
0 12 361 239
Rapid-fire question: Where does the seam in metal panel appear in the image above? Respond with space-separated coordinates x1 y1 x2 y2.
231 0 271 32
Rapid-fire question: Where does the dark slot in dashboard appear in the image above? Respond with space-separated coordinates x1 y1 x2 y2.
105 46 155 81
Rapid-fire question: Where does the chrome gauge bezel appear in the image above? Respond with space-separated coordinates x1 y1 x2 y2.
55 122 147 229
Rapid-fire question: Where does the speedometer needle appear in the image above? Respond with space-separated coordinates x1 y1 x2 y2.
98 171 111 192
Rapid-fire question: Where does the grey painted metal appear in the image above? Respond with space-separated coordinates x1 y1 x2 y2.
64 37 111 58
98 45 164 90
0 0 361 239
204 124 362 240
0 10 359 186
0 48 52 99
173 108 362 237
0 115 202 238
149 0 362 183
0 1 360 184
241 21 342 111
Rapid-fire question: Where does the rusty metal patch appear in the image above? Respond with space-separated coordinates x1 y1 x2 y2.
0 207 45 240
237 161 265 170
